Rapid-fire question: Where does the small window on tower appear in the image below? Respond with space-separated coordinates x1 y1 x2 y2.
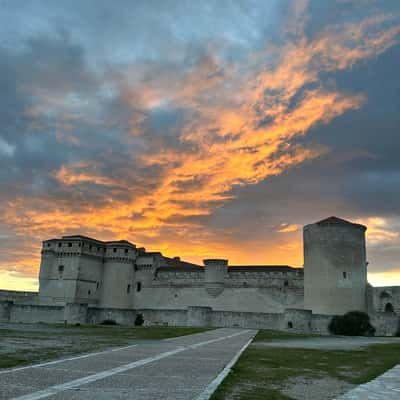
136 282 142 292
284 280 289 287
113 248 117 253
47 243 51 247
343 271 347 279
96 282 100 289
58 242 62 247
89 245 92 251
58 265 64 278
127 284 131 294
68 242 72 247
88 290 91 295
125 249 129 254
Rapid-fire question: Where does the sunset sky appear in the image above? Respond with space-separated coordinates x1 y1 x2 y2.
0 0 399 291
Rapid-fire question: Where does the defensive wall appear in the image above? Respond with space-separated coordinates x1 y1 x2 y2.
135 264 304 313
1 301 398 336
2 216 400 336
0 289 38 304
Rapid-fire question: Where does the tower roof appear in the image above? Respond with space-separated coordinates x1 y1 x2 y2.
312 216 366 231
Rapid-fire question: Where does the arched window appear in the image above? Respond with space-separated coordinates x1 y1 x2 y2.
287 321 293 329
385 303 394 313
136 282 142 292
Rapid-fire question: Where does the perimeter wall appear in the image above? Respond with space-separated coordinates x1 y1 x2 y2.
1 301 398 336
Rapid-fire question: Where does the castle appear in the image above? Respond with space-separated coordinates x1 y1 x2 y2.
1 216 399 335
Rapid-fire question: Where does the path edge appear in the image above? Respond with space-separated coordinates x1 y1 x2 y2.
195 330 257 400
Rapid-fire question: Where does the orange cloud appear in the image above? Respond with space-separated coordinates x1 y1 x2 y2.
2 1 400 289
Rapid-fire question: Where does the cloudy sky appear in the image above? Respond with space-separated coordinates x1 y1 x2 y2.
0 0 399 290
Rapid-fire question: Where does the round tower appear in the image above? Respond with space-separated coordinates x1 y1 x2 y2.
303 216 367 315
203 259 228 297
100 242 137 309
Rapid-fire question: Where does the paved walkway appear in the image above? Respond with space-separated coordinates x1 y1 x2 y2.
335 364 400 400
0 328 256 400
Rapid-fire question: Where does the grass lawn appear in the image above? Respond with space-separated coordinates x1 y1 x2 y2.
211 330 400 400
253 329 318 342
0 324 210 369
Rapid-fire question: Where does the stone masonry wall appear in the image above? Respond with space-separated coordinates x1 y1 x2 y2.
1 302 398 336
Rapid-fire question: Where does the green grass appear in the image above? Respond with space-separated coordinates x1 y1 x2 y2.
0 325 210 369
212 331 400 400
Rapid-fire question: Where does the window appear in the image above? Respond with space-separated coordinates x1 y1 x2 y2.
89 245 92 251
47 243 51 247
68 242 72 247
58 242 62 248
136 282 142 292
284 280 289 287
127 284 131 294
287 321 293 329
58 265 64 273
125 249 128 254
113 248 117 253
343 271 347 279
96 282 100 289
88 290 91 295
385 303 394 313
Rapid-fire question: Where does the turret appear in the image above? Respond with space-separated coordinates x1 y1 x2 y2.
203 259 228 297
99 241 137 309
303 216 367 315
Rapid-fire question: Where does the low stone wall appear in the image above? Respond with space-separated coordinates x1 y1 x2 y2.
87 307 137 325
1 301 398 336
9 304 64 323
310 314 332 335
0 301 13 322
370 312 399 336
212 310 282 330
0 289 38 304
139 308 187 326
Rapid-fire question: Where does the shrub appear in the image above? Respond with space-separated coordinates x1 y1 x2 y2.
134 313 144 326
329 311 376 336
101 319 118 325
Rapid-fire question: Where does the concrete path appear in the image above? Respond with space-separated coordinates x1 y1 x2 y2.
0 328 256 400
335 364 400 400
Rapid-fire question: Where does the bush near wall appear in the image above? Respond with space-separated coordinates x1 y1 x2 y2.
135 313 144 326
329 311 376 336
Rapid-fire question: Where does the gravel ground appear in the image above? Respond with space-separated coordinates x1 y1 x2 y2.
280 376 355 400
253 336 400 350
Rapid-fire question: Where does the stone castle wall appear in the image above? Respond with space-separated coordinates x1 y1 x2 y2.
2 301 397 336
371 286 400 314
0 289 38 304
